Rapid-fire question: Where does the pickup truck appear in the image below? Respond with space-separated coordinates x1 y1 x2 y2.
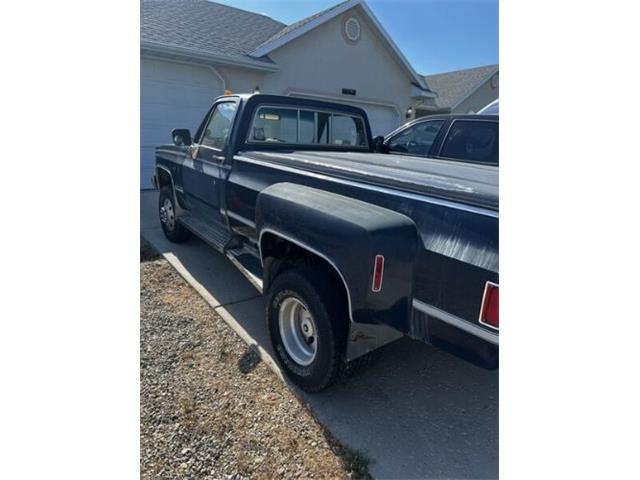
380 114 499 165
152 93 498 392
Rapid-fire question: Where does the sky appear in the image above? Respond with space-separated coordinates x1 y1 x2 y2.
213 0 498 75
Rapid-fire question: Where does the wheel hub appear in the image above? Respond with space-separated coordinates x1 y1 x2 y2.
278 297 318 366
160 198 175 230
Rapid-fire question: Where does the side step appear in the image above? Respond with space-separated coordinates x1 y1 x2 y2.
178 214 232 252
226 246 264 293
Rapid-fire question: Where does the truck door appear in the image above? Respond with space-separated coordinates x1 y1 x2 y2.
182 100 238 225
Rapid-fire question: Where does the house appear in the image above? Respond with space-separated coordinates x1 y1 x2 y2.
140 0 436 188
414 64 499 117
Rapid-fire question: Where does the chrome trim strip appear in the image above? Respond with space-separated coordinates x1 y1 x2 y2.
235 155 498 218
225 251 264 294
258 228 355 323
413 299 499 345
227 210 256 228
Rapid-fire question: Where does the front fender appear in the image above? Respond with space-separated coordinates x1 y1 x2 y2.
256 183 419 332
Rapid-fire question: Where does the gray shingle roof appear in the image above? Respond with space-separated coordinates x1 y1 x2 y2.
254 0 352 51
141 0 285 62
424 64 498 110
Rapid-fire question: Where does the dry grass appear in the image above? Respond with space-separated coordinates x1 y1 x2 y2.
140 237 371 479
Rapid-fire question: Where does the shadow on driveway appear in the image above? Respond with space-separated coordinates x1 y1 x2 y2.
141 190 498 479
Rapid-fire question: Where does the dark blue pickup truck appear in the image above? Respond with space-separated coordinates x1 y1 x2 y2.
152 93 498 392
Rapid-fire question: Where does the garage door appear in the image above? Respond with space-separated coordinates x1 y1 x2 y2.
361 104 401 137
140 58 224 188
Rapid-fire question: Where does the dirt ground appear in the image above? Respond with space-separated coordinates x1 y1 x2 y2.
140 237 371 479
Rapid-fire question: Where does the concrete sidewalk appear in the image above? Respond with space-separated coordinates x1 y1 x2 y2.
141 190 498 479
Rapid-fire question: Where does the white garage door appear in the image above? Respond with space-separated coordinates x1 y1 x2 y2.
140 58 224 188
359 104 400 138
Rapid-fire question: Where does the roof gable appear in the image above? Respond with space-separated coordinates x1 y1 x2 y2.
424 64 498 110
249 0 431 92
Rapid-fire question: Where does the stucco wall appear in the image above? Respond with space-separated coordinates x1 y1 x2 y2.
216 6 418 134
453 72 499 114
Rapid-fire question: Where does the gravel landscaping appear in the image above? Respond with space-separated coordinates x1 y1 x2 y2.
140 237 371 479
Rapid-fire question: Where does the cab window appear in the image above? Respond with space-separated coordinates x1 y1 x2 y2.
248 106 367 147
387 120 444 155
200 102 237 150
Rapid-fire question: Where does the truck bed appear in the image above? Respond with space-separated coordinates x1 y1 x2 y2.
238 150 498 210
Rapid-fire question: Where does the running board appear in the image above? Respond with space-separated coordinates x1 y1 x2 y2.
178 214 231 252
226 246 264 293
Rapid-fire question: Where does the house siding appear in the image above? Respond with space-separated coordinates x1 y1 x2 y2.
218 9 416 135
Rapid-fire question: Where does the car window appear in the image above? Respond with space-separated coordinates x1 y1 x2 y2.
251 107 298 143
331 114 366 146
479 100 499 115
248 106 368 147
387 120 445 155
440 120 499 165
200 102 237 150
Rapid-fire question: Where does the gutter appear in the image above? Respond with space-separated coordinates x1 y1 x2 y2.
140 40 280 72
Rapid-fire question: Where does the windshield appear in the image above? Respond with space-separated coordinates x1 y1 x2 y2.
478 100 499 115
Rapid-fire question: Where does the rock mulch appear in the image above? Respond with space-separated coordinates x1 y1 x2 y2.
140 238 371 479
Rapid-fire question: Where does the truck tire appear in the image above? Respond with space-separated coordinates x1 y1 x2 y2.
159 186 190 243
266 267 348 392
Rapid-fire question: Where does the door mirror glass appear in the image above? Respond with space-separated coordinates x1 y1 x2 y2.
171 128 192 146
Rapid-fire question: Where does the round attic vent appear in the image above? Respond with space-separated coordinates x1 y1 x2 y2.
345 17 361 42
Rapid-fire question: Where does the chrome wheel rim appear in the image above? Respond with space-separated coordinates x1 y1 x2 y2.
160 198 175 230
278 297 317 366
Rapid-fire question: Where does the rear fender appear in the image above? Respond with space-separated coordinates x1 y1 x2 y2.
256 183 419 337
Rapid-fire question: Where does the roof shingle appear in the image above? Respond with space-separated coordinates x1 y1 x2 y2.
424 64 498 110
140 0 285 62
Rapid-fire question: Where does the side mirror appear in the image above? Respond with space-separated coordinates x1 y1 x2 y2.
372 136 388 153
171 128 192 146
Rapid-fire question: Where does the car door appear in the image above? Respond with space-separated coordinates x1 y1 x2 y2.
436 119 499 165
182 99 239 225
385 119 446 156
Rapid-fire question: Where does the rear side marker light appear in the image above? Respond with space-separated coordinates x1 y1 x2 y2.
479 281 499 330
371 255 385 292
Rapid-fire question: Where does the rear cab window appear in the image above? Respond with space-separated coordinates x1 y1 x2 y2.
439 120 499 165
247 106 368 148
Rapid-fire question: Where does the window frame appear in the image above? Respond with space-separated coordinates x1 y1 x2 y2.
245 104 369 149
385 119 446 157
435 118 499 165
196 100 239 153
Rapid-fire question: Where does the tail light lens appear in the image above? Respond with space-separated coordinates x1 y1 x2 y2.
479 282 499 330
371 255 385 292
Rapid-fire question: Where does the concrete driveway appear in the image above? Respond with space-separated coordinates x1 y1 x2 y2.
141 190 498 479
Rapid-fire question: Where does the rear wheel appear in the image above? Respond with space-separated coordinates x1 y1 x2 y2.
266 268 348 392
159 186 190 243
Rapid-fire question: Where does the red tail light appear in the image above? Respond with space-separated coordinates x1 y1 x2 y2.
479 282 499 330
371 255 385 292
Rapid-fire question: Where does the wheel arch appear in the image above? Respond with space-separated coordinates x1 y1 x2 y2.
259 229 353 322
156 165 175 192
